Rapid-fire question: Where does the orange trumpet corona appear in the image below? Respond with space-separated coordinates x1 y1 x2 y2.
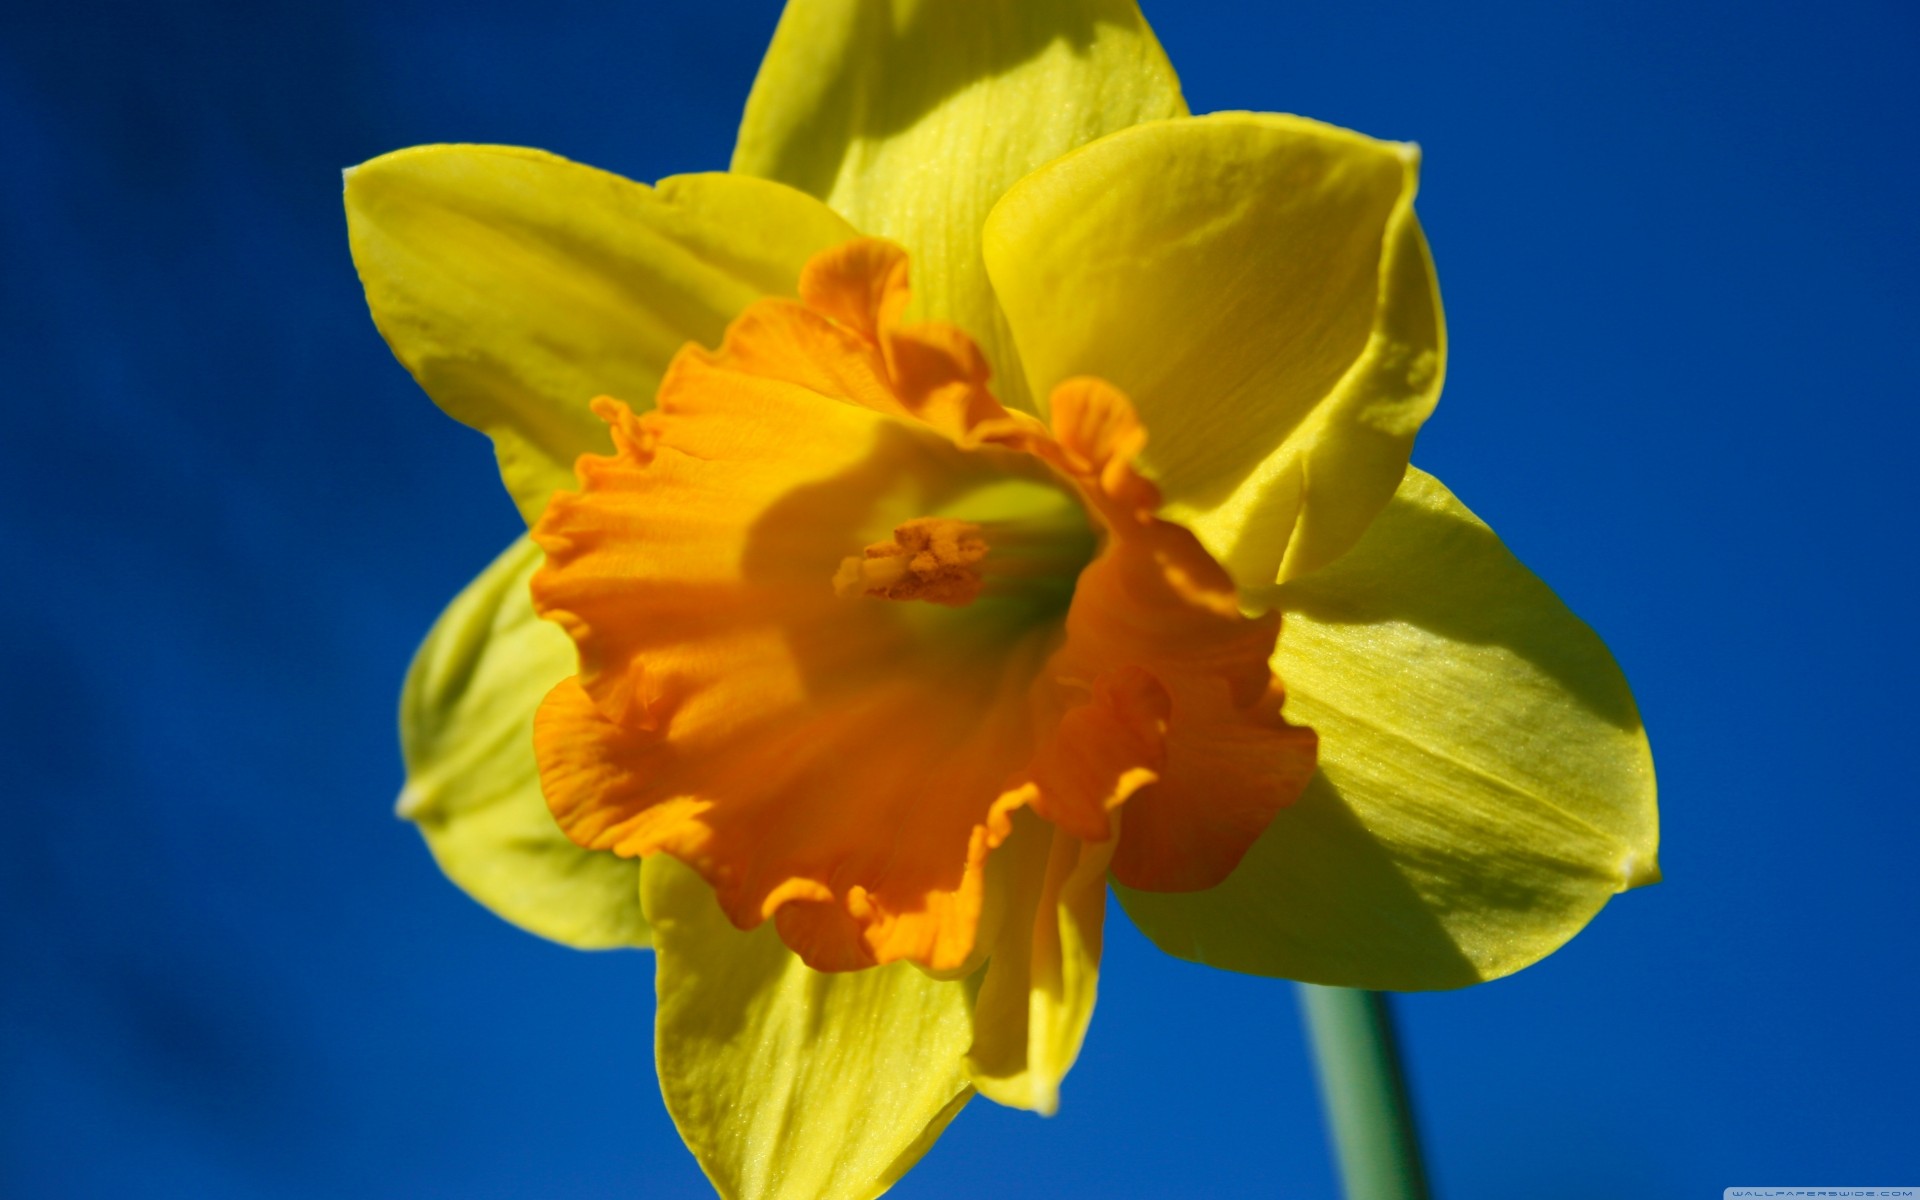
528 237 1316 973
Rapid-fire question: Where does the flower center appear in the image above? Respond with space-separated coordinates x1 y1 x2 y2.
833 483 1102 615
835 517 987 606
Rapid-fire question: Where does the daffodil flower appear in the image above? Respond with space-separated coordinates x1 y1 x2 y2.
346 2 1658 1196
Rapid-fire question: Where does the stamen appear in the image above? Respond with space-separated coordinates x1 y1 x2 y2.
835 517 989 607
835 486 1101 614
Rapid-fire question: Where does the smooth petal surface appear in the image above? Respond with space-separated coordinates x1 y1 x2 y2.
396 535 647 949
345 146 856 522
1117 469 1658 989
984 112 1444 585
646 855 974 1200
964 813 1111 1115
732 0 1187 412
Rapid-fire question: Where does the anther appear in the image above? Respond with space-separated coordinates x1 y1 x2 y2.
834 517 988 607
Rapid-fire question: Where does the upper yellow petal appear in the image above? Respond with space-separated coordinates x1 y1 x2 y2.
344 146 856 522
397 535 648 949
731 0 1188 412
1116 468 1657 989
983 112 1444 585
645 855 974 1200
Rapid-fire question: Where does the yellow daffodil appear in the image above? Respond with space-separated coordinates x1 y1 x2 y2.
346 2 1658 1196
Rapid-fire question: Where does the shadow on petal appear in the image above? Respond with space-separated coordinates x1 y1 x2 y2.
1269 475 1642 733
1117 771 1482 990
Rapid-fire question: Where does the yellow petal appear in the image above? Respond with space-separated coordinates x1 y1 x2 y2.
345 146 857 522
396 535 648 949
1116 468 1657 989
645 855 975 1200
983 112 1444 584
964 812 1111 1115
731 0 1187 412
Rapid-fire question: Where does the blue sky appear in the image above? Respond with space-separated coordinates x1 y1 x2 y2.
3 0 1916 1196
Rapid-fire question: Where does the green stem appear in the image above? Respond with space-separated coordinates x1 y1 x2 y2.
1297 985 1431 1200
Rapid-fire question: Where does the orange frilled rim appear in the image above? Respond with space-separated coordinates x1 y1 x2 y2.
529 237 1317 973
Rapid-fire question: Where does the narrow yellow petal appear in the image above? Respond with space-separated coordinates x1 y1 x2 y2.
645 856 975 1200
965 813 1111 1115
1116 469 1657 989
732 0 1187 411
345 146 856 522
397 536 648 949
984 113 1444 584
